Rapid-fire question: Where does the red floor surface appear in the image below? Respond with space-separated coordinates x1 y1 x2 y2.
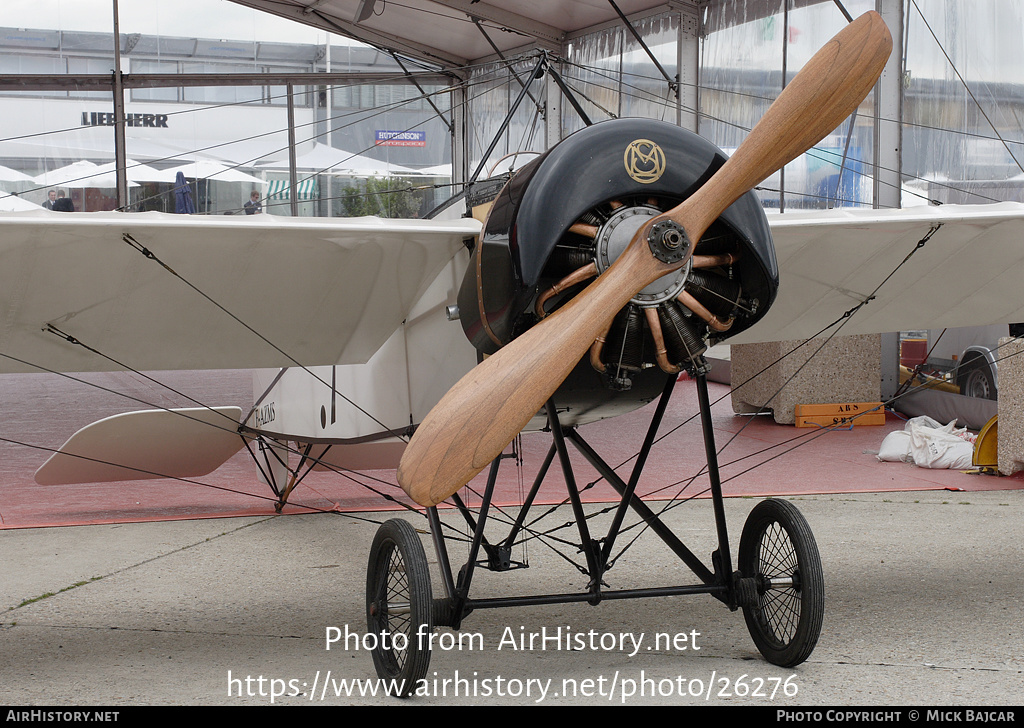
1 370 1020 530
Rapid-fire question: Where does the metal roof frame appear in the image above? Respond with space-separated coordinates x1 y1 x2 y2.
225 0 700 69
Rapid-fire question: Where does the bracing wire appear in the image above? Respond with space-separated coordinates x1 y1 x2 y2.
4 7 1019 573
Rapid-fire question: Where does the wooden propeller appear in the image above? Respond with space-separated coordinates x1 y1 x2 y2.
398 11 892 507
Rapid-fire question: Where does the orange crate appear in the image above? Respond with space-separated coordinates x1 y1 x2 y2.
795 402 885 428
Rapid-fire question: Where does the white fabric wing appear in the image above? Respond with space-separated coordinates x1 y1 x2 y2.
0 210 479 373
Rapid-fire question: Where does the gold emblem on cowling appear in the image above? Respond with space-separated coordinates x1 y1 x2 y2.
623 139 665 184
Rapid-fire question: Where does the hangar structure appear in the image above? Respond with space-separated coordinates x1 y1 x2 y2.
226 0 1024 212
228 0 907 210
5 0 1023 220
24 1 902 211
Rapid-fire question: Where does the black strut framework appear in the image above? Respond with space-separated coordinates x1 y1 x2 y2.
426 368 737 621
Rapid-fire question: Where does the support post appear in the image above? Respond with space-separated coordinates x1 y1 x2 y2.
676 1 701 132
545 58 562 148
874 0 903 210
112 0 128 209
287 83 299 216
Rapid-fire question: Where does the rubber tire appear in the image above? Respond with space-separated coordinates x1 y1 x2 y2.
961 360 996 400
366 518 433 696
738 499 824 667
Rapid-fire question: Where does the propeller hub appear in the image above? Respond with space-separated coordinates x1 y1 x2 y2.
594 205 692 306
647 219 690 263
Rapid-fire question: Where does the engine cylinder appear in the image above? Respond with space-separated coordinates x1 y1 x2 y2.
686 270 742 319
603 304 647 372
547 246 596 277
659 299 708 365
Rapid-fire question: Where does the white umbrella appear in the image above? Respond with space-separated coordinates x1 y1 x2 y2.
415 163 453 177
94 159 165 183
33 161 99 187
32 160 140 189
255 142 418 176
0 164 33 183
158 160 264 185
0 193 41 212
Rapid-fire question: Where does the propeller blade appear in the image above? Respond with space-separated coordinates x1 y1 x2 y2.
399 11 892 507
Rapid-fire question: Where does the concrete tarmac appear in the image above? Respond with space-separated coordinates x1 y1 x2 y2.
1 490 1022 706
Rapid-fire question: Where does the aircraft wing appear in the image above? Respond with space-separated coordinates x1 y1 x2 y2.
0 210 479 374
729 201 1024 344
5 203 1022 373
34 407 244 485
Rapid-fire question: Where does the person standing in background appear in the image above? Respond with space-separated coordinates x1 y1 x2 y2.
244 190 262 214
51 190 74 212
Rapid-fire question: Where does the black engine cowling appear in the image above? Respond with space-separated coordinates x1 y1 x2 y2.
457 118 778 426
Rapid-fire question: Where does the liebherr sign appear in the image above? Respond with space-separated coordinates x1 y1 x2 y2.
81 111 169 128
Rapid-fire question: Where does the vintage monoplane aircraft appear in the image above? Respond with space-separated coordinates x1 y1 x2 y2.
3 5 1024 695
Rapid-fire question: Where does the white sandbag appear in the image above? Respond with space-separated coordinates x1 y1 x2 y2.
876 416 975 469
907 418 975 469
877 429 912 462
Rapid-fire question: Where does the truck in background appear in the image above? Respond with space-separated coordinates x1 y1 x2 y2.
900 325 1013 400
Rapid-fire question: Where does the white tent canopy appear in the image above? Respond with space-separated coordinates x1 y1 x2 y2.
94 160 166 184
164 136 292 167
0 164 33 183
35 159 258 187
415 163 453 177
33 161 139 189
0 193 41 212
155 160 265 185
255 142 418 176
33 161 99 187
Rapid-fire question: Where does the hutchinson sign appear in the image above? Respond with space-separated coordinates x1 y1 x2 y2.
375 130 426 147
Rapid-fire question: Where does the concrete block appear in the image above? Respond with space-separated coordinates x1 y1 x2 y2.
731 334 881 424
996 336 1024 476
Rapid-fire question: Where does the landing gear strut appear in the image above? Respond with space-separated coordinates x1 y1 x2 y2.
365 368 824 688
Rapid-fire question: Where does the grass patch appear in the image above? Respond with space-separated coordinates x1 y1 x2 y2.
11 576 102 610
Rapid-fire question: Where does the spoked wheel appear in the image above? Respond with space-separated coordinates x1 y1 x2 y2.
738 499 824 667
366 518 433 696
